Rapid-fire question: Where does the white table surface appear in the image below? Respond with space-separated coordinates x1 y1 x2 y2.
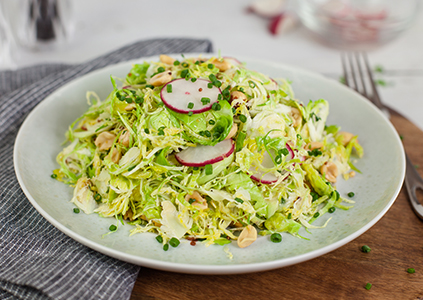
2 0 423 130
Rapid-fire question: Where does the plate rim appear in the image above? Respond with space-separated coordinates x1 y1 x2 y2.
13 54 406 275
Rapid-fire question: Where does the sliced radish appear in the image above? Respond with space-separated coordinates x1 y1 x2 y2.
264 78 278 91
250 150 279 184
161 78 220 114
285 143 294 160
268 13 298 35
248 0 287 19
223 56 242 67
175 139 235 167
250 144 294 184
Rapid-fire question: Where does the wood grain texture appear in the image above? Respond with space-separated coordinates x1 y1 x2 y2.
131 110 423 300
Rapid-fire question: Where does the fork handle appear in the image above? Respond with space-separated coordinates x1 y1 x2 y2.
404 153 423 220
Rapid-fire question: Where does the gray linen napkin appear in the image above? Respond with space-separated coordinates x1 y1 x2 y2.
0 38 213 300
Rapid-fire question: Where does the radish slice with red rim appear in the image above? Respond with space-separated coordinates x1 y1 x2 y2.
175 139 235 167
250 149 279 184
161 78 220 114
250 143 294 184
223 57 242 67
285 143 294 160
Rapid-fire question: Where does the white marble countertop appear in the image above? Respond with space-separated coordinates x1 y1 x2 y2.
2 0 422 130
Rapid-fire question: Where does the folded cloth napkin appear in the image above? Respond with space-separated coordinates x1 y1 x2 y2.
0 38 213 300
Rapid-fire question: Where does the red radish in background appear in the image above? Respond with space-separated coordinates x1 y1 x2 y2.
161 78 221 114
247 0 287 19
175 139 235 167
268 13 298 36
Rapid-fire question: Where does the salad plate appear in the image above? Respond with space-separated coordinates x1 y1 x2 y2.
14 54 405 274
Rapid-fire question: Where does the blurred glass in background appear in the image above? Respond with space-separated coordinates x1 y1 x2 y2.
296 0 420 50
0 0 73 67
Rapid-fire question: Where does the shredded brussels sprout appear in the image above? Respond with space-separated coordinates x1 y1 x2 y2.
54 55 363 248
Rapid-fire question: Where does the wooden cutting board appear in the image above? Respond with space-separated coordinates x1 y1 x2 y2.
130 109 423 300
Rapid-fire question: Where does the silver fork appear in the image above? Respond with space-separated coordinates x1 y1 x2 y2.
341 52 423 220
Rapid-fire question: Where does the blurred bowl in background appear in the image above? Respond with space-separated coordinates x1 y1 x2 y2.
296 0 420 50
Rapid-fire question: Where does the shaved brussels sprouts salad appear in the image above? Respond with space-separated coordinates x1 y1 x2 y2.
54 54 363 250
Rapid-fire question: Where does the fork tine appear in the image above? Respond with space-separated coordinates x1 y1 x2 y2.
341 52 351 88
346 53 359 92
354 53 368 99
362 53 385 111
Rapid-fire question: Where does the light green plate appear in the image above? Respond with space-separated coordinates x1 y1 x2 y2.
14 55 405 274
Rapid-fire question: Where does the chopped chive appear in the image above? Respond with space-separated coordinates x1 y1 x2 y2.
158 130 165 136
270 233 282 243
213 80 222 88
145 84 154 89
296 133 302 140
182 62 189 68
212 102 221 111
280 197 286 204
328 207 336 213
348 192 355 197
125 97 133 103
279 148 289 156
308 149 322 156
144 128 150 134
156 235 163 243
208 74 217 82
217 94 222 100
109 225 117 232
163 244 169 251
207 82 213 89
188 111 193 116
207 63 214 69
166 84 172 93
187 102 194 109
275 155 282 164
222 90 230 99
239 114 247 123
173 60 180 66
180 69 189 78
205 164 213 175
201 97 210 105
376 79 386 86
361 245 371 253
407 268 415 274
128 165 136 171
157 67 165 73
234 197 244 204
188 198 195 204
248 81 256 88
311 192 319 202
208 119 215 125
313 212 320 218
94 193 102 202
51 174 57 179
193 167 199 171
288 213 292 219
191 78 197 82
135 97 143 104
204 130 211 137
73 208 80 214
365 283 372 290
169 237 180 247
